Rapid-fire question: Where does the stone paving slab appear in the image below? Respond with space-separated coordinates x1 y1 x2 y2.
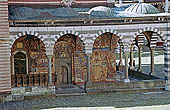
44 104 170 110
1 90 170 110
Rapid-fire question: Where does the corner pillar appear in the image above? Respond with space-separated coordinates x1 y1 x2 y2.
0 0 11 93
164 20 170 90
164 43 170 90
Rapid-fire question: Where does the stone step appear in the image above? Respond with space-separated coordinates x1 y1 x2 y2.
55 84 85 94
55 93 86 97
56 88 85 94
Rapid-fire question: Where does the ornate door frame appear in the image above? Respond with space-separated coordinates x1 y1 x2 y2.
55 59 72 85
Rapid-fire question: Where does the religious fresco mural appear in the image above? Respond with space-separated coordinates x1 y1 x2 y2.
11 35 48 74
55 41 73 59
74 52 87 84
75 36 87 84
54 34 86 85
91 33 118 82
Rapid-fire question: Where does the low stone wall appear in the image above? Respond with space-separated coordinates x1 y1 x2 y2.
11 86 55 101
129 69 161 80
86 80 165 93
0 80 166 102
0 93 12 102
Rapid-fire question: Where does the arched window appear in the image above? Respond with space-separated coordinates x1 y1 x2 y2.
14 52 27 74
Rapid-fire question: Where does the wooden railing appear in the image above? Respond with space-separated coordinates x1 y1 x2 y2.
11 73 57 88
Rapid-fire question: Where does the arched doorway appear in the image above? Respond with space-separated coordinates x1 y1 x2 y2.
14 52 27 74
54 34 86 85
55 41 72 84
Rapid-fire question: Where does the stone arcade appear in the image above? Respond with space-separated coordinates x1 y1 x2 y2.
0 0 170 101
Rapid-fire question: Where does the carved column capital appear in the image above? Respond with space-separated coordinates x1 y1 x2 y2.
84 42 93 55
45 44 54 56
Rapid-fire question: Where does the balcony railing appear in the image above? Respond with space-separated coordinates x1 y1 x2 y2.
11 73 57 88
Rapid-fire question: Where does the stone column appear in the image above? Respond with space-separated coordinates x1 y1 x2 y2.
46 43 54 86
129 45 134 69
149 48 155 75
47 55 53 85
85 44 93 83
119 46 123 66
86 54 92 82
84 35 94 85
124 46 130 83
138 46 142 71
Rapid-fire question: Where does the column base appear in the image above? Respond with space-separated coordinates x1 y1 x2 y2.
118 62 123 66
137 69 142 72
165 84 170 91
47 85 56 94
129 66 134 69
124 79 130 83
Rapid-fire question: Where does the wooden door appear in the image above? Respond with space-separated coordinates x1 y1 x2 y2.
61 66 68 84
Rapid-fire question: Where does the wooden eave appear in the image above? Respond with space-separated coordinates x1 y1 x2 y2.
8 16 170 27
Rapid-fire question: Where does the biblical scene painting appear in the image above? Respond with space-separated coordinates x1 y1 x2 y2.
91 33 118 82
11 35 48 75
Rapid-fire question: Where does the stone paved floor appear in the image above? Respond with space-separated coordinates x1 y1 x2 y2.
1 90 170 110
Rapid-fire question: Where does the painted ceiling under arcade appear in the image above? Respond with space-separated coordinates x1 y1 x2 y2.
8 3 170 20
